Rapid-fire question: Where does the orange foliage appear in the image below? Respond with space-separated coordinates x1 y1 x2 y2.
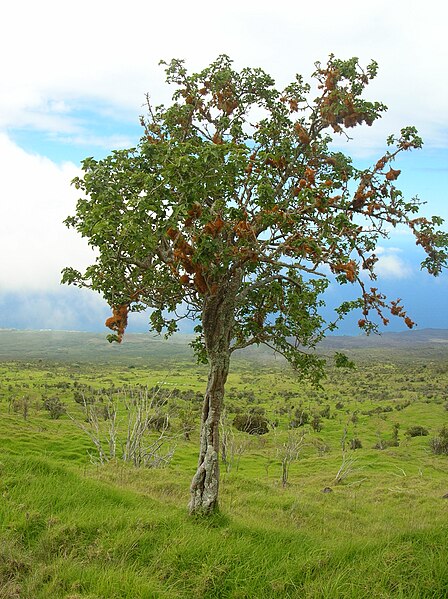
375 157 388 171
265 156 286 170
304 167 315 186
214 87 238 115
325 69 338 90
332 261 357 282
166 225 214 295
289 98 299 112
167 227 179 241
233 220 253 239
404 316 415 329
105 304 129 343
386 168 401 181
294 123 310 144
185 203 202 228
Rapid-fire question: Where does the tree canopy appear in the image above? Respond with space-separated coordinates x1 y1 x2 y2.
63 55 448 513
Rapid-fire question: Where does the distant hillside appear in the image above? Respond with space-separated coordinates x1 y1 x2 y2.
1 328 448 364
319 328 448 349
0 329 195 364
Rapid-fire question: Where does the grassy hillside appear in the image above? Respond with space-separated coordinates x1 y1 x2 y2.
0 332 447 597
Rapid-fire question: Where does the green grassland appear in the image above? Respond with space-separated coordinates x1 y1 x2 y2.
1 330 447 598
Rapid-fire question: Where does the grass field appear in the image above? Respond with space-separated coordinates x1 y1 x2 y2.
0 330 447 598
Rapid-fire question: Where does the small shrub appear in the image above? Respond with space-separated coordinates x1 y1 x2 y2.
148 414 170 432
350 438 362 450
373 439 389 450
429 426 448 455
320 405 331 419
406 425 429 437
43 397 66 419
248 406 266 416
289 408 309 428
178 408 195 440
364 405 394 416
10 396 31 420
374 424 399 450
73 391 95 405
233 413 269 435
311 414 322 432
391 422 400 446
373 440 383 450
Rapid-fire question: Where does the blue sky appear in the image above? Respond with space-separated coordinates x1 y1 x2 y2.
0 0 447 336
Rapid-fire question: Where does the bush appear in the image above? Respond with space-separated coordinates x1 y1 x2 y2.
350 438 362 450
311 414 322 432
43 397 66 419
320 405 331 419
233 413 269 435
248 406 266 416
374 424 399 449
289 408 309 428
148 414 170 431
374 439 397 450
429 425 448 455
73 390 95 405
406 425 429 437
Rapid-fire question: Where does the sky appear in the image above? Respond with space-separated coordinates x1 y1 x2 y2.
0 0 447 336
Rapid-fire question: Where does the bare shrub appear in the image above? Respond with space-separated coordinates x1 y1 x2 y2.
67 387 176 467
278 430 307 487
334 453 364 485
9 396 32 420
221 413 248 473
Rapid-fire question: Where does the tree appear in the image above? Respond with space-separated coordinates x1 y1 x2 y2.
62 55 448 514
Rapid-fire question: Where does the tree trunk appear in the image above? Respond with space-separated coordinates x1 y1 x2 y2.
189 274 240 515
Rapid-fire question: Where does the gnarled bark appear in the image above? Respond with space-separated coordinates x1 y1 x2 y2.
189 273 240 515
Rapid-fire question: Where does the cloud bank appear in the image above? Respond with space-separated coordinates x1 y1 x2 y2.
0 134 95 291
1 0 447 152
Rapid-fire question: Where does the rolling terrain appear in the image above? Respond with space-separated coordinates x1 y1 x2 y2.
0 328 447 597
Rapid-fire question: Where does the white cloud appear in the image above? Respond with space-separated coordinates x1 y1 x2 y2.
56 133 136 151
0 134 95 291
1 0 447 153
374 247 413 279
0 0 446 299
